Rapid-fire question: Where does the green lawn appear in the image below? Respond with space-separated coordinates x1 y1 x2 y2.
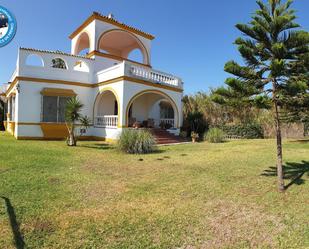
0 133 308 249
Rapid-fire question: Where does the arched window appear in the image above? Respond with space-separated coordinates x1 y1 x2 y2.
98 30 149 65
127 49 143 63
51 58 67 69
25 54 44 67
74 32 90 55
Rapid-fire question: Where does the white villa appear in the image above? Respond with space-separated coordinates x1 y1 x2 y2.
1 12 183 141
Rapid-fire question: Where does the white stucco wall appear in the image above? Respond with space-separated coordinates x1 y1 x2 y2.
19 49 95 83
15 80 94 138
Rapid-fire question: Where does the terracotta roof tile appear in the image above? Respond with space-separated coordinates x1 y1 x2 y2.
20 47 94 60
69 12 155 40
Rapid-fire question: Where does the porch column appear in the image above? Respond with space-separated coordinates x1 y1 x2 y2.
7 96 11 121
119 99 127 128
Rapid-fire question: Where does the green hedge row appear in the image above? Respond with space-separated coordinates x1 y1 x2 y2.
219 123 264 139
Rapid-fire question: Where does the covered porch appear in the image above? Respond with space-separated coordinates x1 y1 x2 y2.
93 89 179 130
126 91 178 130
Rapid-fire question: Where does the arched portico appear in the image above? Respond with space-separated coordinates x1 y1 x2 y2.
125 90 180 128
93 88 120 128
97 29 150 65
74 32 91 55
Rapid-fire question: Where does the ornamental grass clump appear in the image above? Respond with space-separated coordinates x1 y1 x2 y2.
117 129 156 154
205 128 225 143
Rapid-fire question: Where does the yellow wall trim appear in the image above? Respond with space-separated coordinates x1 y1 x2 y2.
121 76 183 93
87 50 151 68
69 12 155 40
17 122 42 126
4 121 15 136
41 88 77 97
40 123 69 139
16 122 94 126
10 122 117 142
5 77 18 96
95 76 125 87
6 76 183 96
16 135 117 143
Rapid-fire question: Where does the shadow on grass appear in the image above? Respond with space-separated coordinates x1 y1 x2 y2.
290 139 309 143
79 143 113 150
1 197 25 249
261 161 309 190
151 149 165 154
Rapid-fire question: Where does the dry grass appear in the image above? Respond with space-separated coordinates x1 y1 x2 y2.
0 133 308 248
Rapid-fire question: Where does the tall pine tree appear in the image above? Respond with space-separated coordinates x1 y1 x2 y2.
212 0 309 191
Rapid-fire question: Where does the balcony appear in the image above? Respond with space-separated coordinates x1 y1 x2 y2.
15 48 183 90
96 61 183 90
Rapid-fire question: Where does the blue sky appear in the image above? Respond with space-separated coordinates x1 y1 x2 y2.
1 0 309 94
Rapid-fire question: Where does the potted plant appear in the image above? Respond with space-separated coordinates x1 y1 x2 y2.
191 131 199 143
133 121 142 129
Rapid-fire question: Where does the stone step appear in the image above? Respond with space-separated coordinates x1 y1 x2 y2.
150 128 188 145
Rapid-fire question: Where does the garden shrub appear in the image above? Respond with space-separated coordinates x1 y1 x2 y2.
205 128 225 143
179 130 187 138
182 111 209 138
117 129 156 154
220 123 264 139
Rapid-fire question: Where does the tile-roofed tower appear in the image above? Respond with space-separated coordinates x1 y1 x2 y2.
70 12 154 68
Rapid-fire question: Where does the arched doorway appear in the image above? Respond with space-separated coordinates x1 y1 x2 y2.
97 29 149 65
126 91 179 129
94 90 119 128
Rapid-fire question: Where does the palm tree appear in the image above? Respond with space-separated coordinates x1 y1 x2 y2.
65 97 90 146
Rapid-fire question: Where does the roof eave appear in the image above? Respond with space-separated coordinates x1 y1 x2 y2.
68 12 155 41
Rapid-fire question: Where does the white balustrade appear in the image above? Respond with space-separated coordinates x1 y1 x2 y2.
130 64 181 88
95 115 118 128
160 118 175 128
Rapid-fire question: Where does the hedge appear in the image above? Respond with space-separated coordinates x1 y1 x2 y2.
219 123 264 139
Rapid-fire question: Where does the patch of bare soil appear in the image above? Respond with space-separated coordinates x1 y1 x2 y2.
48 177 61 185
23 218 56 235
180 201 285 249
204 201 285 248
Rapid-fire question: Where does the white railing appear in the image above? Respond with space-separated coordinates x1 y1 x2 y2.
95 115 118 128
129 64 182 89
160 118 175 128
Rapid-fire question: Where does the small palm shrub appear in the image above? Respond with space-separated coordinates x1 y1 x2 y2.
205 128 225 143
117 129 156 154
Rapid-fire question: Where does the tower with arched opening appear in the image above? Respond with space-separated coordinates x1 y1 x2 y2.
70 12 153 69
